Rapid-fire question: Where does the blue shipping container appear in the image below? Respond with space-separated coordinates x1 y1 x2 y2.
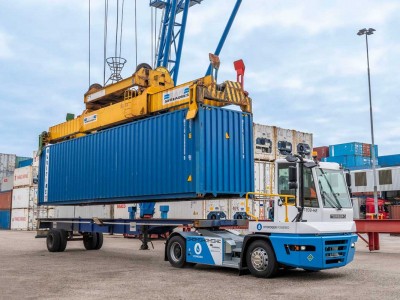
323 155 378 168
18 158 33 168
329 142 363 157
378 154 400 167
38 106 254 205
0 210 11 229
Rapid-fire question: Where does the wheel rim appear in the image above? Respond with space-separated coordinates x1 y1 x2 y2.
251 247 269 271
170 242 182 262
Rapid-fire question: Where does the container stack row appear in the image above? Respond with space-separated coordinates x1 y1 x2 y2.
10 152 52 230
0 154 16 229
314 142 379 170
253 123 313 161
377 154 400 168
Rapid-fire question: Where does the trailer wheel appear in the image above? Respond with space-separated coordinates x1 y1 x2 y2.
83 233 98 250
58 229 68 252
246 240 278 278
47 229 61 252
94 233 104 250
167 236 187 268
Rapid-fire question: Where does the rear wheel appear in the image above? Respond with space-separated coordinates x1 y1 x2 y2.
58 229 68 252
246 240 278 278
167 236 187 268
83 233 98 250
94 233 104 250
47 229 61 252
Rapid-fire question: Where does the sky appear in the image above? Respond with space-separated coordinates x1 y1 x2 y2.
0 0 399 157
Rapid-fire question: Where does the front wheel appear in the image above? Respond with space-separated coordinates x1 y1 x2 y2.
246 240 278 278
167 236 187 268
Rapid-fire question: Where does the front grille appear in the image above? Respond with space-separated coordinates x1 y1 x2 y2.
324 239 348 265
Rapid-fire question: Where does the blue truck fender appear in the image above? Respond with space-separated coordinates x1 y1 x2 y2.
164 231 199 261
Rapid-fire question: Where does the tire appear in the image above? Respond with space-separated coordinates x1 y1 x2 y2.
167 236 187 268
47 229 61 252
94 233 104 250
58 229 68 252
83 233 98 250
246 240 278 278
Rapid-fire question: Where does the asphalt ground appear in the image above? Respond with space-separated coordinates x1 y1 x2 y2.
0 231 399 300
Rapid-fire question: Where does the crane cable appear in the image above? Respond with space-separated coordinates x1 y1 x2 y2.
103 0 109 86
134 0 138 68
119 0 125 59
151 7 153 68
88 0 91 88
115 0 119 58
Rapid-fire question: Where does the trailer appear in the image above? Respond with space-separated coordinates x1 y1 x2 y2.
37 156 358 278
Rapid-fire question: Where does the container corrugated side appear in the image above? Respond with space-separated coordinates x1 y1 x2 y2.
12 187 37 209
378 154 400 167
0 191 12 210
38 106 254 205
0 154 16 182
0 209 11 229
11 208 35 230
313 146 329 160
13 166 38 188
329 142 363 157
0 176 14 192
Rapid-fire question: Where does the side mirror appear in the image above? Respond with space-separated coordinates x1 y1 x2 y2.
289 166 297 182
345 173 351 187
288 166 297 189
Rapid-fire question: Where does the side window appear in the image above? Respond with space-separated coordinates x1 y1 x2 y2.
379 170 392 185
355 172 367 186
277 163 296 200
303 168 319 208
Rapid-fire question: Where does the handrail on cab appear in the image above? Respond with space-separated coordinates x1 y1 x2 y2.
245 192 296 222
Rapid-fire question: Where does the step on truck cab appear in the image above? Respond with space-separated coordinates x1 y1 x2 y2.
165 154 358 278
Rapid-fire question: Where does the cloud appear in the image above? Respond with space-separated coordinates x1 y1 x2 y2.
0 30 14 59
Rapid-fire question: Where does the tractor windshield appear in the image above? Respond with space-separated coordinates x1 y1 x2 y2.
316 168 352 209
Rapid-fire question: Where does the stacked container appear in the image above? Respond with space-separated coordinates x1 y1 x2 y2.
0 191 12 229
0 154 16 229
313 146 329 160
11 166 39 230
378 154 400 168
323 142 379 170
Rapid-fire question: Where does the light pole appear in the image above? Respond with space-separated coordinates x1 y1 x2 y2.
357 28 379 218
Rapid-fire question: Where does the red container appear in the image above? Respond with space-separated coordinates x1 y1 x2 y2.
362 143 371 157
313 146 329 160
0 191 12 210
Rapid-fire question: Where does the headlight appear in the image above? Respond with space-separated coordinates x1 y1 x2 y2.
351 243 355 248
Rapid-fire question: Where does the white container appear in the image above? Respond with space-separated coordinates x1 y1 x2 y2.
0 175 14 192
0 153 16 174
54 205 113 219
36 207 55 219
275 127 294 159
156 201 204 219
253 124 276 161
205 199 229 218
293 130 313 158
254 160 275 194
11 208 35 230
12 187 37 209
113 204 132 219
13 166 38 188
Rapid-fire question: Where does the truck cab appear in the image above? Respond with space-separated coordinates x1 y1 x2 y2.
274 159 354 223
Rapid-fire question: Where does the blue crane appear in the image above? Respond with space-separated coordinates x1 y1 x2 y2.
150 0 242 84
